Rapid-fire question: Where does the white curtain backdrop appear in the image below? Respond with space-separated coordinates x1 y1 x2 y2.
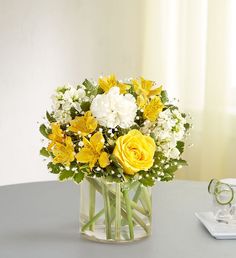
143 0 236 180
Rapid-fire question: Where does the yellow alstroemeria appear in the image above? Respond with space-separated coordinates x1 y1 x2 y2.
52 136 75 166
117 81 131 94
48 123 65 151
98 74 117 93
76 132 110 169
68 111 97 136
144 96 164 122
98 74 130 94
132 77 162 98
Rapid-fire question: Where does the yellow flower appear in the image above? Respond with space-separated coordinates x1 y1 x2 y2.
48 123 64 151
136 95 148 109
117 81 131 94
68 111 97 136
98 74 130 94
76 132 110 169
52 136 75 166
143 96 164 122
132 77 162 98
113 129 156 175
98 74 117 93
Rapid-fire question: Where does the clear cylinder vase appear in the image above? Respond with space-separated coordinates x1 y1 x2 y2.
79 176 152 243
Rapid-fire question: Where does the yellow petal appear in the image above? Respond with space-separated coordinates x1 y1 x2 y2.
90 132 104 153
76 148 95 163
149 85 162 97
98 74 117 93
99 152 110 168
117 82 130 94
52 136 74 166
141 77 153 91
68 111 97 136
137 95 147 109
144 96 164 122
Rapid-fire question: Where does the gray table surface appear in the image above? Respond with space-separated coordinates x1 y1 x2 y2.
0 180 235 258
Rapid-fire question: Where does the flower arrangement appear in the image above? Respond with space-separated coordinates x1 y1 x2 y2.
39 75 191 242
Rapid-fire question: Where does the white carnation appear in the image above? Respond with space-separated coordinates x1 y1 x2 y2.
90 87 137 128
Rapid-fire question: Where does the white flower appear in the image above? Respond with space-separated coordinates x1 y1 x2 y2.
90 87 137 128
51 85 86 123
149 108 187 160
168 148 180 159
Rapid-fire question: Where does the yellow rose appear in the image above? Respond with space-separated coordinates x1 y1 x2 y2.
113 130 156 175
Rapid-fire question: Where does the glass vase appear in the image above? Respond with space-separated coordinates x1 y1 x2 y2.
80 176 152 243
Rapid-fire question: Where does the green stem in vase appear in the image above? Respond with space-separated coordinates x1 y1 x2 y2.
81 209 104 232
132 184 142 203
89 182 96 231
86 178 150 236
115 183 121 240
102 180 112 239
132 210 150 234
142 187 152 213
123 188 134 240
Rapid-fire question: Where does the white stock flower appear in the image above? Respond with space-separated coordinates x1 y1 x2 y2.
51 85 86 123
90 87 137 128
151 108 187 160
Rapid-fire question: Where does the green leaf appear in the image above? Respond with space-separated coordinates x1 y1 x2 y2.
40 147 50 157
139 176 155 187
160 90 169 103
59 170 75 181
82 79 95 91
80 101 91 112
73 171 85 184
39 124 49 138
110 155 123 171
47 162 61 174
70 107 79 119
176 159 188 166
176 141 184 154
184 123 190 130
46 111 56 123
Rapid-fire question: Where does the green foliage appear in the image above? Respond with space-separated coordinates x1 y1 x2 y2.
176 141 184 154
47 162 61 174
70 107 79 119
59 169 75 181
160 90 169 103
82 79 97 97
161 159 187 181
80 101 91 112
40 147 50 157
73 171 85 184
184 123 190 130
46 111 56 123
139 176 155 187
39 124 50 138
